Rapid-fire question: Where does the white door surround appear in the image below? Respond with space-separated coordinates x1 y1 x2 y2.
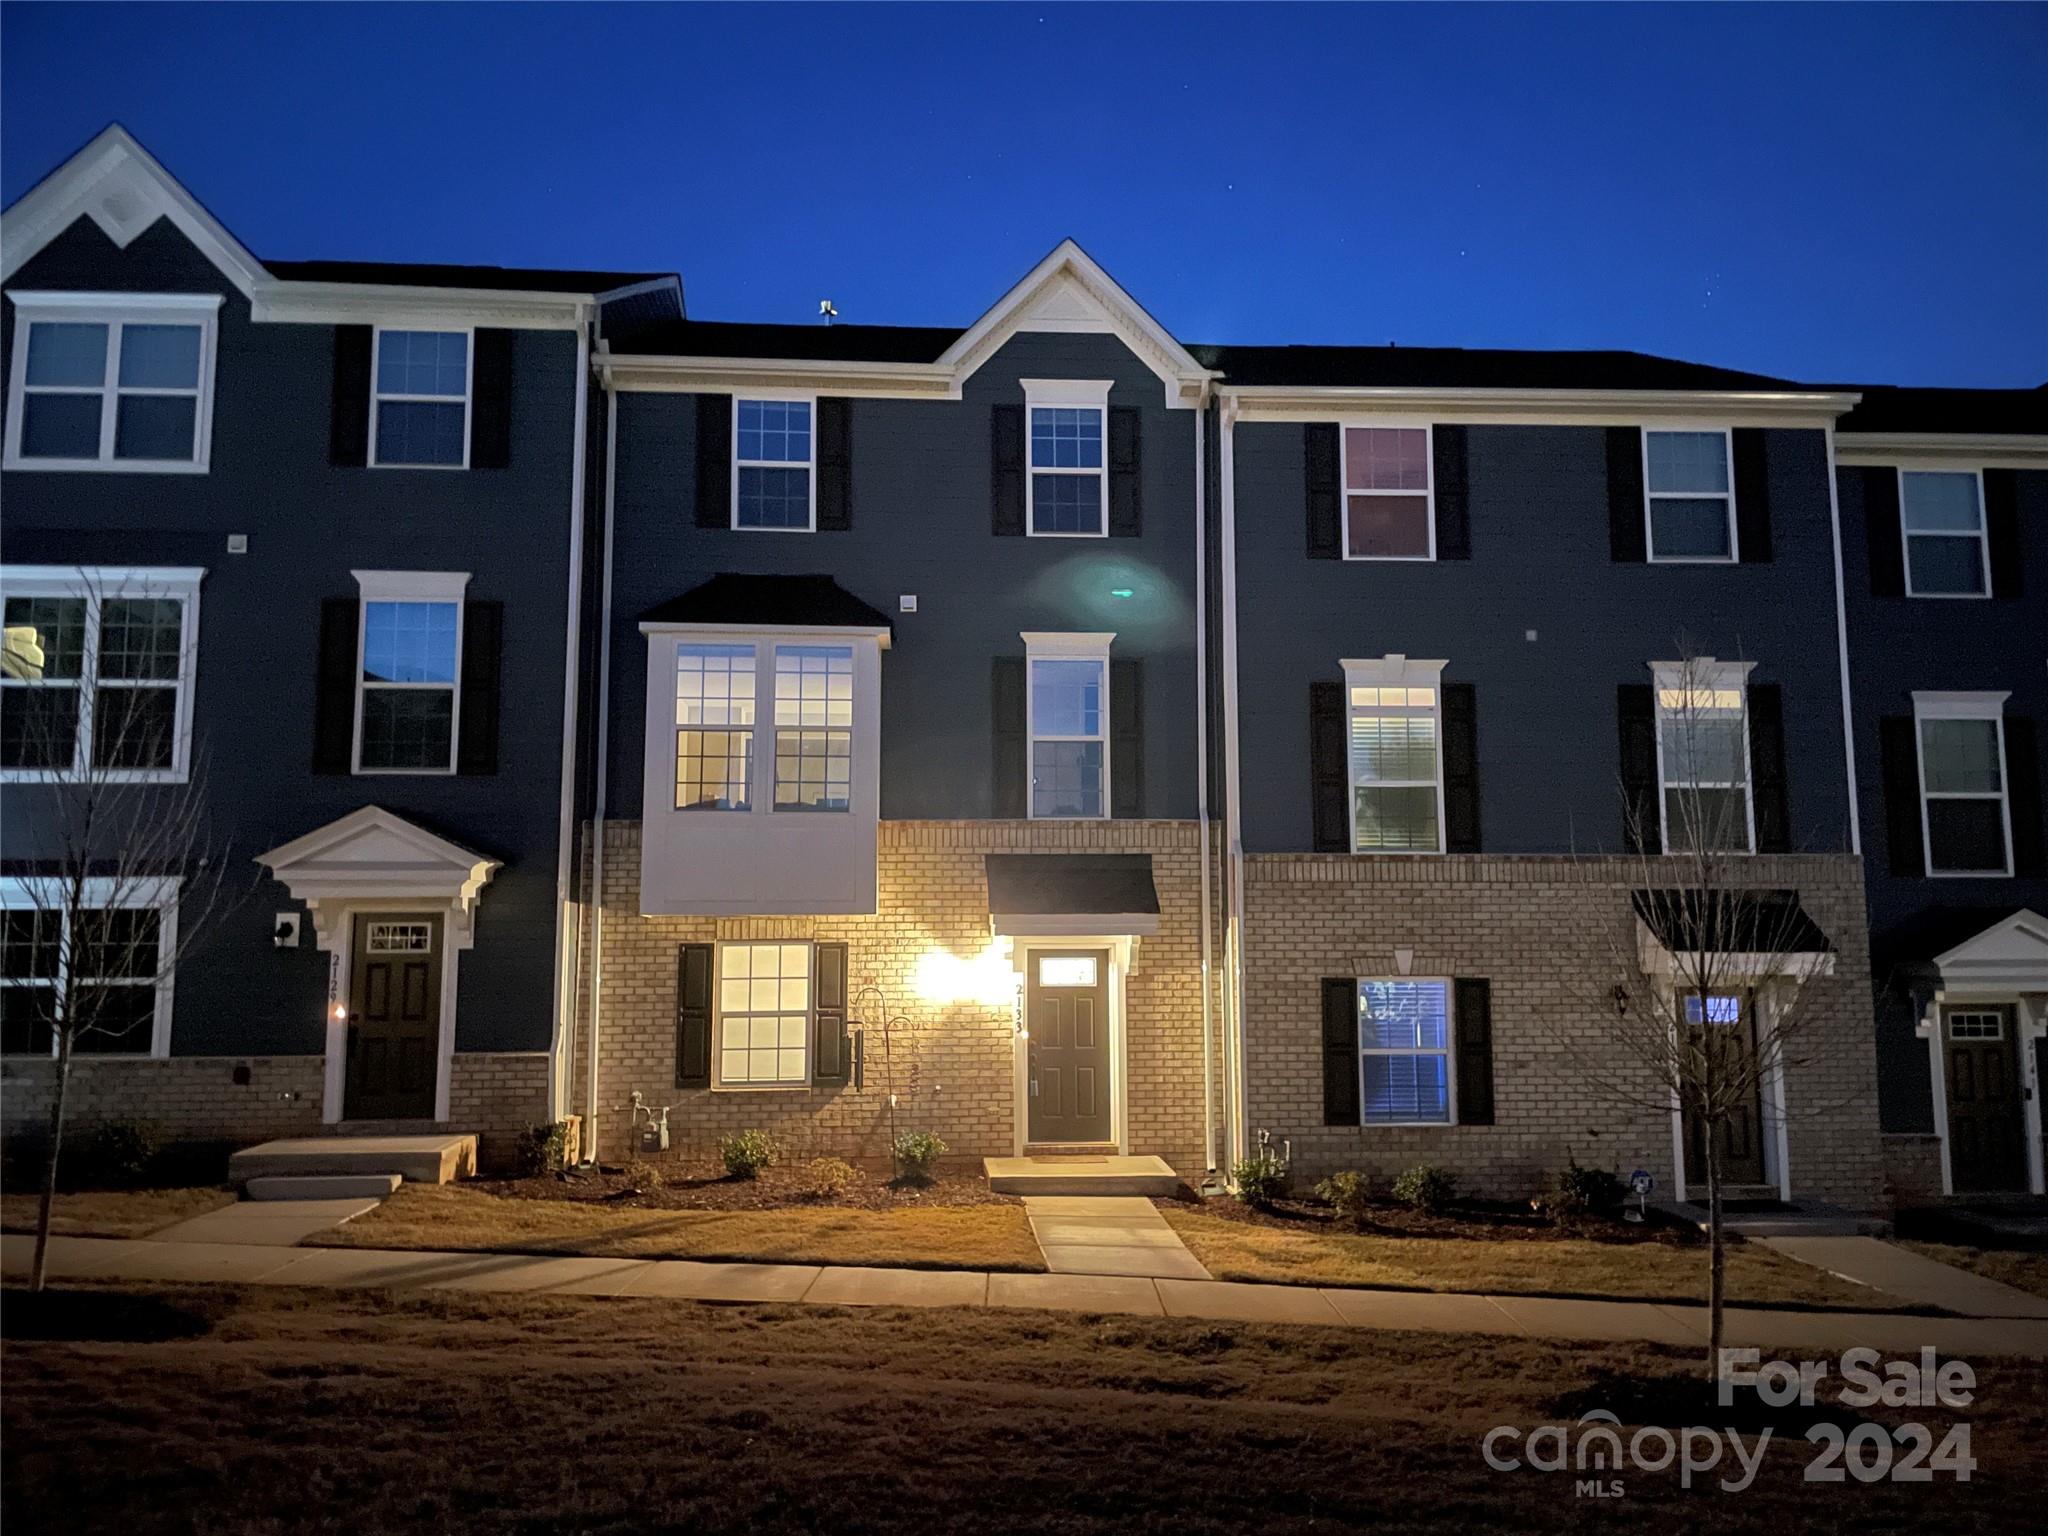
1914 909 2048 1197
1005 932 1137 1156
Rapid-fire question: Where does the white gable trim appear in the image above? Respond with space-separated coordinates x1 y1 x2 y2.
259 805 501 950
1932 908 2048 994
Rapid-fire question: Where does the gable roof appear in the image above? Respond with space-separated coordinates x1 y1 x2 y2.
263 259 677 297
639 573 895 636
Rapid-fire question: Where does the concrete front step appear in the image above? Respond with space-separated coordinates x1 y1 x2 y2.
244 1173 403 1202
984 1154 1180 1197
229 1134 476 1187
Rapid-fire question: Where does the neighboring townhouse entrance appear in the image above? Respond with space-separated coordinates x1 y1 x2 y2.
1026 949 1113 1145
344 914 442 1121
1682 991 1767 1187
1944 1006 2027 1194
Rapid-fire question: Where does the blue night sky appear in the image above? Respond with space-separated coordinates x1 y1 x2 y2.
4 2 2043 386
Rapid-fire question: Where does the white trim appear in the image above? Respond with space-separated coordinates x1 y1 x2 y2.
0 875 179 1060
1822 427 1863 856
368 326 473 471
1009 935 1131 1154
1662 983 1786 1199
549 304 594 1123
1218 398 1249 1173
349 571 471 776
1917 993 2046 1198
1339 655 1448 856
730 393 819 532
1023 632 1114 819
1835 433 2048 471
1649 657 1758 856
1897 466 1993 600
1642 426 1738 564
1337 420 1436 562
1223 386 1858 428
1353 976 1458 1127
0 564 205 784
710 938 815 1091
1911 691 2014 879
3 293 221 473
1022 380 1112 538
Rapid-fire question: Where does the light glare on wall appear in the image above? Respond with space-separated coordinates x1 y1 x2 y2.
912 940 1015 1006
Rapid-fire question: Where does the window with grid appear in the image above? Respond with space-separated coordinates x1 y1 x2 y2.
1947 1011 2004 1041
1358 979 1451 1124
1656 675 1752 853
1030 657 1106 817
735 400 813 529
1917 710 2010 875
773 645 852 811
1344 427 1433 559
717 941 811 1085
372 330 470 467
1645 430 1735 560
675 643 756 810
6 302 213 469
1029 406 1105 535
358 601 460 771
1 579 192 779
1349 685 1441 852
1 903 163 1057
1900 471 1989 597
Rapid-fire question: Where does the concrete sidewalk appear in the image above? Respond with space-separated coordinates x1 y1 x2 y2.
1759 1235 2048 1320
1021 1195 1210 1280
8 1231 2048 1357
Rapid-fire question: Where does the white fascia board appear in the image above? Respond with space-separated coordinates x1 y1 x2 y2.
1834 433 2048 470
638 620 893 651
1224 386 1861 428
994 911 1162 938
249 283 590 330
604 353 958 399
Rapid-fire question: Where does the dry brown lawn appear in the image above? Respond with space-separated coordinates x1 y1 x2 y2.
4 1282 2041 1534
0 1187 234 1239
314 1182 1046 1271
1899 1240 2048 1301
1162 1207 1914 1311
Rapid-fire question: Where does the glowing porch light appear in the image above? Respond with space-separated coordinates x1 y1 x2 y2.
911 939 1016 1007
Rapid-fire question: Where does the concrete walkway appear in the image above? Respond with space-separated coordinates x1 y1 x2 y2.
1021 1195 1210 1280
9 1231 2048 1357
149 1197 383 1248
1759 1235 2048 1320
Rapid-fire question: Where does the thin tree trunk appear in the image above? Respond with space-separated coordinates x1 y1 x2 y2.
31 1030 74 1293
1706 1132 1725 1385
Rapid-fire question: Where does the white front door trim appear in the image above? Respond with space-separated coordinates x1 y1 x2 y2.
1007 933 1134 1156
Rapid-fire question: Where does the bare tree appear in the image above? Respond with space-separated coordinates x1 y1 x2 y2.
1561 652 1838 1380
3 572 235 1290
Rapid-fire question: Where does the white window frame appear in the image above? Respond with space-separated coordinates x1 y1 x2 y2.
1356 976 1457 1127
1898 466 1993 601
1022 379 1112 539
1023 630 1114 820
0 874 179 1059
0 565 203 784
731 395 818 532
1650 657 1756 856
1912 690 2013 879
673 640 758 812
1947 1009 2005 1042
712 938 814 1090
1340 654 1447 856
368 325 473 471
4 292 221 474
350 570 469 777
1642 426 1738 564
1339 419 1436 563
771 642 855 813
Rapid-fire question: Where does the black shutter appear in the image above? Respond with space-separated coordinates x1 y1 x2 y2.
992 657 1027 818
1984 469 2023 600
456 599 503 776
1305 422 1341 559
675 944 713 1087
1607 427 1646 562
1442 681 1481 853
1309 680 1350 852
1433 425 1471 559
1617 683 1660 854
812 941 850 1083
816 397 853 531
695 394 732 528
1865 467 1905 597
1747 682 1791 853
1733 428 1772 562
312 598 359 774
470 329 513 469
1879 716 1925 876
991 404 1025 536
1321 977 1360 1127
328 325 372 467
2006 716 2044 877
1453 978 1495 1126
1111 657 1144 817
1108 406 1142 536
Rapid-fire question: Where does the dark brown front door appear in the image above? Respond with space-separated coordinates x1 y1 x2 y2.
1683 991 1767 1187
1027 949 1112 1145
344 914 441 1121
1946 1007 2027 1194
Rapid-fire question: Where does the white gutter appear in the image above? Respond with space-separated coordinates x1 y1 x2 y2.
582 356 621 1162
547 303 593 1123
1193 403 1217 1177
1218 394 1248 1172
1222 384 1861 424
1823 426 1863 858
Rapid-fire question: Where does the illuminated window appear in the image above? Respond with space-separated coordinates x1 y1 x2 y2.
1644 430 1735 561
1037 956 1099 988
675 643 756 810
1028 644 1109 818
1357 979 1451 1124
1343 426 1433 560
773 645 853 811
1344 660 1444 853
1653 661 1752 853
716 941 811 1086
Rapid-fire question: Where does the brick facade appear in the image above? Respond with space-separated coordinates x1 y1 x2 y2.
1238 852 1888 1211
569 820 1224 1175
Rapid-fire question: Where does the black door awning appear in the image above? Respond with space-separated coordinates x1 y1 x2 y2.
986 854 1160 936
1632 889 1833 956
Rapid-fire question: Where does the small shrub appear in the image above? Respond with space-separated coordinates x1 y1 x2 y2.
70 1119 163 1189
1391 1163 1458 1213
718 1129 777 1180
619 1160 666 1191
1232 1151 1290 1208
1314 1169 1374 1228
1537 1158 1624 1226
806 1156 861 1198
512 1120 573 1177
891 1130 947 1183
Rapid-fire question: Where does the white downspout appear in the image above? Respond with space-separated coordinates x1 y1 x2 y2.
582 358 620 1163
1218 394 1248 1171
548 302 593 1125
1823 424 1862 856
1194 400 1217 1177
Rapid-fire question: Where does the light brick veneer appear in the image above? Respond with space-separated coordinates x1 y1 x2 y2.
569 820 1223 1175
1239 853 1887 1212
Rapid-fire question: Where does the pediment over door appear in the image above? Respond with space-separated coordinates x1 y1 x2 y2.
258 806 500 949
1935 909 2048 994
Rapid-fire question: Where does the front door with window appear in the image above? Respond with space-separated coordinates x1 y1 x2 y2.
1682 991 1767 1187
344 914 441 1120
1946 1007 2026 1194
1027 949 1112 1145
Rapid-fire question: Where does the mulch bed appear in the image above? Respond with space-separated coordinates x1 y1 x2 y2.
469 1161 1019 1213
1160 1190 1704 1247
